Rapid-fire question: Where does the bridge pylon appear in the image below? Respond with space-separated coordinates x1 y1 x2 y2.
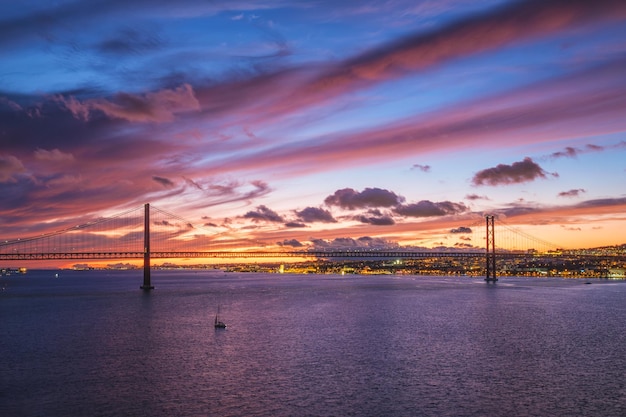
484 215 497 283
140 203 154 290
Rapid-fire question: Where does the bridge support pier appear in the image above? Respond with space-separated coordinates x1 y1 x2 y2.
484 215 497 283
140 203 154 290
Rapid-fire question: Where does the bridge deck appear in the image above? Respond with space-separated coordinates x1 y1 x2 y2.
1 250 490 260
2 251 621 261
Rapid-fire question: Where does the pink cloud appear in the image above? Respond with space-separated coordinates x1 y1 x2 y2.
0 154 26 182
34 148 74 162
282 0 626 109
196 59 626 179
45 174 82 187
57 84 200 123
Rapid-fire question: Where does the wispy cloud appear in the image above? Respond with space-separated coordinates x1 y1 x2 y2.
411 164 431 172
549 144 605 159
152 176 175 188
190 59 626 180
284 0 626 108
55 84 200 123
465 194 489 201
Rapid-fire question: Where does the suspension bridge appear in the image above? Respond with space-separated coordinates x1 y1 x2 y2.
1 203 619 288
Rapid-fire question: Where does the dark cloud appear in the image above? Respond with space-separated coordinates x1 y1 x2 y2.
558 189 586 198
309 238 331 248
355 236 399 249
277 239 303 247
353 208 396 226
394 200 467 217
152 219 194 233
472 157 553 186
284 221 306 228
550 146 579 159
243 205 284 223
152 176 175 187
549 144 605 159
465 194 489 201
450 227 472 234
295 207 336 223
324 187 404 210
411 164 431 172
454 242 475 248
310 236 398 250
354 214 395 226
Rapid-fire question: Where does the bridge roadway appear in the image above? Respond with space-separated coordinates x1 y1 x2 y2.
1 250 493 261
2 251 623 261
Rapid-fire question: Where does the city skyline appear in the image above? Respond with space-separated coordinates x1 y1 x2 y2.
2 0 626 253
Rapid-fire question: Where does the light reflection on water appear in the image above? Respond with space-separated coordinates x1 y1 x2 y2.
1 271 625 416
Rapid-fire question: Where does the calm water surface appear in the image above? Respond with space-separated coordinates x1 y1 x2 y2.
1 271 625 416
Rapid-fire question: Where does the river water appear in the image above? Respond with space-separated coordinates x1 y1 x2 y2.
1 270 625 416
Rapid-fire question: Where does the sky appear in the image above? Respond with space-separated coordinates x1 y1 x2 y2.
1 0 626 256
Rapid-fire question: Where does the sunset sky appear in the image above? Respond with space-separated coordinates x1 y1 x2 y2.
2 0 626 255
